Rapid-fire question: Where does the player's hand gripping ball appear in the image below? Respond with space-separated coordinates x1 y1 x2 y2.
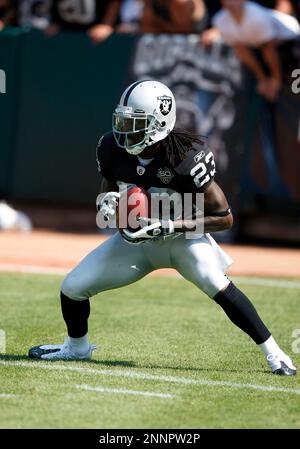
117 187 150 243
117 187 174 244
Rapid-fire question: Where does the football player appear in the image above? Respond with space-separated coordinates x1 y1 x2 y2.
29 80 296 376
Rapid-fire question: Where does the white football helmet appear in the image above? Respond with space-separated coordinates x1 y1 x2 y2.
112 80 176 155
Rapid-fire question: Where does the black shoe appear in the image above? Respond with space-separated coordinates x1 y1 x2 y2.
273 361 296 376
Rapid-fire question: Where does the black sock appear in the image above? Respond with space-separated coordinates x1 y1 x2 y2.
213 282 271 344
60 292 90 338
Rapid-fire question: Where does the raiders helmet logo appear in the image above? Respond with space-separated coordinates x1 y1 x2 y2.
158 95 172 116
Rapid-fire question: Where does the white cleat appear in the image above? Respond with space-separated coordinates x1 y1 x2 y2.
28 337 96 361
267 352 297 376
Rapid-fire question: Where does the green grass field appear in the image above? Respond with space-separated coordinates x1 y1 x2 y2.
0 272 299 429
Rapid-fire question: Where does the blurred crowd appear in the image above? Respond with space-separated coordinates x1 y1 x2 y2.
0 1 299 39
0 1 300 103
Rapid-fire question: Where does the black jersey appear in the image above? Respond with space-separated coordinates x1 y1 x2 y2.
96 131 216 194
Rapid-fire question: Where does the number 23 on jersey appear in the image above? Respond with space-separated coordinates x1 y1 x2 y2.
190 152 216 189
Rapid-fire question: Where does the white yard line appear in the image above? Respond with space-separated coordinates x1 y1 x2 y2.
1 264 300 288
76 384 175 398
0 393 17 398
0 360 299 396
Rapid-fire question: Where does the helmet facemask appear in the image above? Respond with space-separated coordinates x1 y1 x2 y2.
112 107 159 155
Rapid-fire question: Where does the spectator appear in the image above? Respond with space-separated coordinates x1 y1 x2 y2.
275 0 292 12
117 0 144 34
202 1 300 101
141 0 208 34
0 0 15 31
17 0 52 30
203 1 298 27
47 0 121 44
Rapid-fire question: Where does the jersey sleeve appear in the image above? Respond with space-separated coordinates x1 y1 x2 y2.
96 133 116 182
175 141 216 193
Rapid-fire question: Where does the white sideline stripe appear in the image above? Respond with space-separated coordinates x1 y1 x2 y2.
1 264 300 288
232 276 300 289
0 264 68 275
1 360 300 396
0 393 16 398
76 384 175 398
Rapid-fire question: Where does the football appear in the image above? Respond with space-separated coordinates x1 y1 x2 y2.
117 186 150 235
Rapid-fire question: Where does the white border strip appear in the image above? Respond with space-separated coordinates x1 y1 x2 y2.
76 384 175 398
0 393 16 398
1 360 299 396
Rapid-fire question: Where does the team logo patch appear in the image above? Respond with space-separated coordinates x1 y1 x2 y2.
157 167 174 184
137 165 146 176
158 95 172 116
194 150 205 163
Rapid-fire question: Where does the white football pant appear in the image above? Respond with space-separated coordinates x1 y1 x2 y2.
61 233 233 300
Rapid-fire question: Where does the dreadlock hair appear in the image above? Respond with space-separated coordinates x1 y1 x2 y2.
162 128 206 167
